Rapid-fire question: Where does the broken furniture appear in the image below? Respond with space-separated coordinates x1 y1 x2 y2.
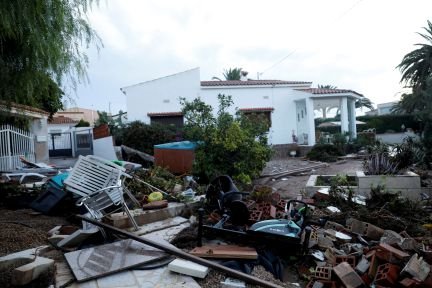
31 173 69 214
203 176 311 254
64 155 140 230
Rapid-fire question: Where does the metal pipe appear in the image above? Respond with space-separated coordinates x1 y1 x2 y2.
77 215 282 288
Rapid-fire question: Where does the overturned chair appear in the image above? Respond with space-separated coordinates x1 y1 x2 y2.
64 155 140 231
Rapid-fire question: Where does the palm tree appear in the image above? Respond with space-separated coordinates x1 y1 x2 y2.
212 68 244 81
355 97 374 110
317 84 337 89
397 20 432 92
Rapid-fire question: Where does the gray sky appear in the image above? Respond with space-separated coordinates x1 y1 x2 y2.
72 0 432 114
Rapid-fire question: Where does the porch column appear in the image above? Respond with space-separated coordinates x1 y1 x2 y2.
306 97 316 146
349 99 357 139
340 96 349 134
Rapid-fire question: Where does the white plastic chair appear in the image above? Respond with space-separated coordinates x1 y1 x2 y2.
64 155 139 231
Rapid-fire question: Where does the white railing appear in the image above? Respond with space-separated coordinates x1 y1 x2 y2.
0 124 35 171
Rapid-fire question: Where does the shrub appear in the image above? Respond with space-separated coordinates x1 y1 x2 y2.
122 121 180 155
307 144 344 162
180 94 272 185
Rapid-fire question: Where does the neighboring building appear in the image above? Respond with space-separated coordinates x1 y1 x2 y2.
377 101 398 115
121 68 363 146
366 101 398 116
48 116 79 133
55 107 99 125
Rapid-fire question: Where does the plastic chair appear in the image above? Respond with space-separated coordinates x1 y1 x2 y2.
64 155 139 231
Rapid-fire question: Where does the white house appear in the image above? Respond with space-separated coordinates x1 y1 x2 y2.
121 68 363 147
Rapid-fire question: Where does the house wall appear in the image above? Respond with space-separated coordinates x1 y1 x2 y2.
200 86 309 145
30 118 49 163
124 68 201 123
123 68 316 145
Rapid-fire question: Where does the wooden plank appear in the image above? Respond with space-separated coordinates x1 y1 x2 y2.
190 245 258 259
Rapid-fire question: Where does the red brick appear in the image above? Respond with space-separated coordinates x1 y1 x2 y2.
378 243 410 260
314 266 332 280
374 263 400 286
399 277 420 287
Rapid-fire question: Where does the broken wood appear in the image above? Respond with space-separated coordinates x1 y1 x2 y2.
77 215 283 288
190 245 258 259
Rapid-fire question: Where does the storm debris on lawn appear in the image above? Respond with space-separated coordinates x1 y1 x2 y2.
297 185 432 287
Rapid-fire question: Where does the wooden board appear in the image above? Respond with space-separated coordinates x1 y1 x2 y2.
190 245 258 260
65 239 167 281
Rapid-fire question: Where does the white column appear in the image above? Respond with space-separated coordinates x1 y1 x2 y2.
340 97 349 134
349 99 357 139
306 98 316 146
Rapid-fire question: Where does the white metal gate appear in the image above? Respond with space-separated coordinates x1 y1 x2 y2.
0 124 35 171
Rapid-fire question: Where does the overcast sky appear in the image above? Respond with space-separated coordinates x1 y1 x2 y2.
71 0 432 114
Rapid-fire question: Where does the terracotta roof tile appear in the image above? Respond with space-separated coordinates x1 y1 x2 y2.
201 80 311 87
295 88 363 97
49 116 78 124
147 112 183 117
239 107 274 112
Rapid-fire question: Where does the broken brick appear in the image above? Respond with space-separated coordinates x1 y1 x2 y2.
314 266 332 280
335 255 356 268
401 253 431 282
374 263 400 286
379 243 410 260
399 277 420 287
333 262 365 288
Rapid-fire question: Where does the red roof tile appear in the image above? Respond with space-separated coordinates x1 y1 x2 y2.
49 116 78 124
295 88 363 97
147 112 183 117
239 107 274 112
201 80 311 87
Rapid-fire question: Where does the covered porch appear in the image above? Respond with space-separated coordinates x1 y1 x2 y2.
294 88 363 146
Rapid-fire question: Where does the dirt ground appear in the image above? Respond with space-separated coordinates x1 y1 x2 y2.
257 158 364 199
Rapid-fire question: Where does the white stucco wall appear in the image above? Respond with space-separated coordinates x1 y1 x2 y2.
122 68 201 123
121 68 360 146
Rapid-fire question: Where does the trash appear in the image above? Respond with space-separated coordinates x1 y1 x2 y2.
401 253 431 282
325 206 341 214
168 258 209 278
221 277 246 288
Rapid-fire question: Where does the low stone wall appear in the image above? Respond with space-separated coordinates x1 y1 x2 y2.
306 172 422 201
356 171 421 200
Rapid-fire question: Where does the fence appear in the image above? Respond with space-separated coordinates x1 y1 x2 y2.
0 124 35 171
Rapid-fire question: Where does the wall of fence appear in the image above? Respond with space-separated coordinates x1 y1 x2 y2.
0 125 35 171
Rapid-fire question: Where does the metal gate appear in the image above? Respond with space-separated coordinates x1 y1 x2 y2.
48 132 73 157
74 129 93 156
0 124 35 171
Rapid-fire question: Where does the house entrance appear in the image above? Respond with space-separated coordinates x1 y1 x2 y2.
48 132 72 157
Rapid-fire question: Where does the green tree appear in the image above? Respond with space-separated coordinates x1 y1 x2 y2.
0 0 100 117
397 20 432 91
122 121 178 155
181 94 272 185
396 21 432 164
